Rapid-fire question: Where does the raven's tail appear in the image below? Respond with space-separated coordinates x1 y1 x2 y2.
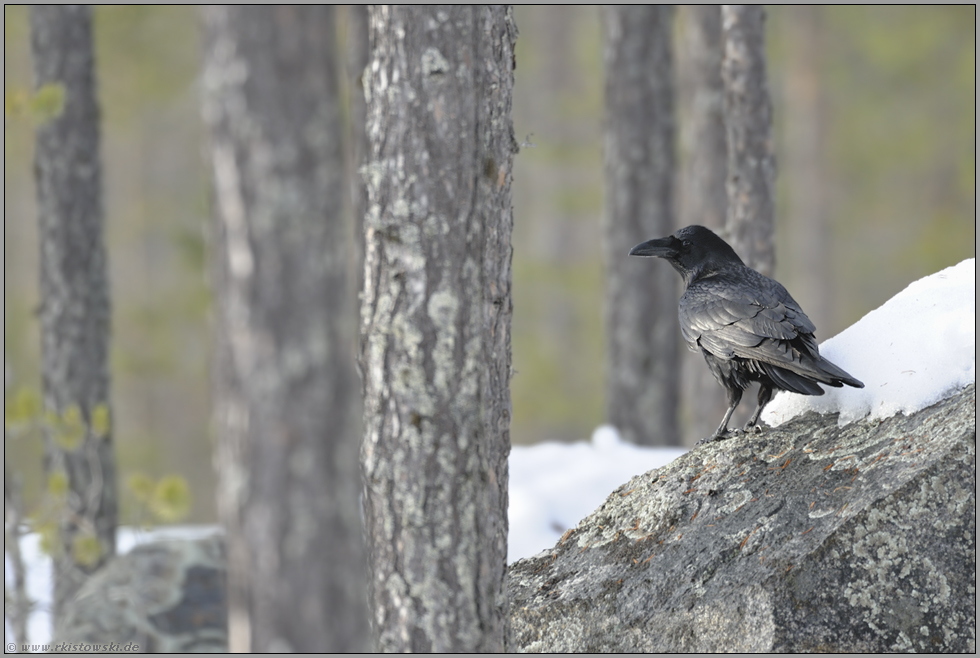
811 356 864 389
763 363 826 396
765 353 864 393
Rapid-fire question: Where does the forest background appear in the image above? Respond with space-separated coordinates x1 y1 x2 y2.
4 5 975 525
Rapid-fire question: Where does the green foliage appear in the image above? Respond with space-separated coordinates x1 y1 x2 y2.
127 472 192 524
6 5 213 528
151 475 192 522
36 520 59 557
30 83 66 122
52 404 86 450
90 403 111 439
3 83 66 123
4 386 112 449
71 533 104 568
4 386 40 433
46 471 69 499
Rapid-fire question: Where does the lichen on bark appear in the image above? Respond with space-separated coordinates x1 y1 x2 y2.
360 6 517 653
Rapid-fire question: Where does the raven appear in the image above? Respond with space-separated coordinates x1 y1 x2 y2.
629 225 863 442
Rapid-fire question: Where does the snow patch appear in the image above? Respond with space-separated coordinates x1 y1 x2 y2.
508 425 687 561
763 258 975 427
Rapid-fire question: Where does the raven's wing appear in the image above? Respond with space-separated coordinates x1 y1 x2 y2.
679 268 813 353
679 268 858 389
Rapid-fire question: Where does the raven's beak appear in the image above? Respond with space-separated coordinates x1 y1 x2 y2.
628 236 678 258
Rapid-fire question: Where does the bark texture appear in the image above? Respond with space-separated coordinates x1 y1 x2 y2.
31 4 118 624
721 5 776 277
677 5 733 443
602 5 680 447
678 5 727 232
360 6 517 652
202 6 368 652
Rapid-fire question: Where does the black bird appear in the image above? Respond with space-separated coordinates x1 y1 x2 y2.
629 225 864 442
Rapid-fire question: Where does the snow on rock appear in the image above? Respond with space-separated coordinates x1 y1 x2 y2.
763 258 975 427
508 425 687 562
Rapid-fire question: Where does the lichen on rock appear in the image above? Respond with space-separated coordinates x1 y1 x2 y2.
509 384 976 653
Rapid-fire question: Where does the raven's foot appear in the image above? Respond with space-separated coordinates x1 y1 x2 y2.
696 429 739 446
741 421 768 435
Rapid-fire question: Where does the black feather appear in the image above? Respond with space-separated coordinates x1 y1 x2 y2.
630 225 864 441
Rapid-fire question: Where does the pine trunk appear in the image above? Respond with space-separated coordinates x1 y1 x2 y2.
31 4 118 625
360 6 517 652
721 4 776 276
602 5 680 446
202 6 368 652
677 4 732 443
678 4 727 232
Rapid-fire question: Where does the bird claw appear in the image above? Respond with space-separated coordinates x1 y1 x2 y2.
697 429 738 446
742 423 767 435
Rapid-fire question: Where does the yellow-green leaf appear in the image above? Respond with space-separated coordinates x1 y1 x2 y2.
90 403 110 439
55 404 86 450
71 533 103 568
4 387 40 431
47 471 69 499
151 475 191 522
30 82 66 123
36 521 60 557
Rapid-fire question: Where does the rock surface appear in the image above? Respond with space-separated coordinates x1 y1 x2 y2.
54 535 227 653
509 384 976 653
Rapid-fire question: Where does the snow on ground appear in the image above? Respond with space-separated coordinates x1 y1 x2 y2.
7 258 975 648
764 258 975 427
508 426 687 562
6 429 685 648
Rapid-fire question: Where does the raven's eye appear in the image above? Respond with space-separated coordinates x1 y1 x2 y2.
681 240 692 248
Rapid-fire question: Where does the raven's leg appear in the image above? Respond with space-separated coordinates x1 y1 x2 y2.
708 386 742 441
743 383 774 433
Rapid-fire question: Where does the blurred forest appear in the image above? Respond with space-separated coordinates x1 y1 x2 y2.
4 5 975 525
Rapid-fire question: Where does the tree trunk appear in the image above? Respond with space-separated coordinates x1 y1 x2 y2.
678 5 727 232
31 4 117 625
721 5 776 276
360 6 517 652
677 4 732 444
202 6 368 652
601 5 680 446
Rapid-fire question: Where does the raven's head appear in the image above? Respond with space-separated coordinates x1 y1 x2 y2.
629 225 744 285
